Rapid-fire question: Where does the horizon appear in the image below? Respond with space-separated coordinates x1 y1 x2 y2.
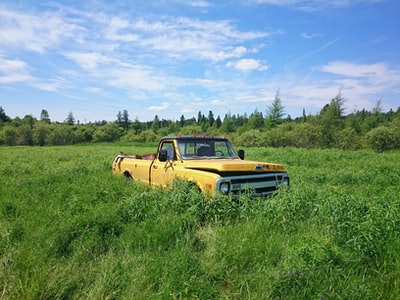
2 101 398 125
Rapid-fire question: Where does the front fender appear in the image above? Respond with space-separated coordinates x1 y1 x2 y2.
173 168 221 195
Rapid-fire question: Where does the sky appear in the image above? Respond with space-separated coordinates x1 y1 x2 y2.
1 0 399 123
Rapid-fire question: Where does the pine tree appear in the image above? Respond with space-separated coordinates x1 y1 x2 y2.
267 89 285 128
122 110 129 130
65 112 75 125
40 109 51 123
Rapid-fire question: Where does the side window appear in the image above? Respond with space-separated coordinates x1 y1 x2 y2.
215 141 226 156
161 142 175 160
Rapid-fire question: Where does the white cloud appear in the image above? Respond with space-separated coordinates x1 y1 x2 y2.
226 59 269 71
108 66 166 92
213 46 248 61
148 101 170 112
189 1 211 7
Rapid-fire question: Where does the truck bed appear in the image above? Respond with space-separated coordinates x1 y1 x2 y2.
119 152 156 160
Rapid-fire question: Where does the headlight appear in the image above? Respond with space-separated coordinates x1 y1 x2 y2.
219 182 230 194
282 176 289 186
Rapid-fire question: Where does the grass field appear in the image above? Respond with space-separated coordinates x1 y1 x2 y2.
1 144 399 299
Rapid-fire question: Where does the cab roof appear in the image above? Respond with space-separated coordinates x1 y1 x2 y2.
160 135 228 142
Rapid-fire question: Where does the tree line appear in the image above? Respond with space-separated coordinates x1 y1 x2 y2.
1 91 399 151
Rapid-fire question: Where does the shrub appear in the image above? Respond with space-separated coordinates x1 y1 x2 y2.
366 125 396 152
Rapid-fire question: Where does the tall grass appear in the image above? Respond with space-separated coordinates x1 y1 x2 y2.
1 145 399 299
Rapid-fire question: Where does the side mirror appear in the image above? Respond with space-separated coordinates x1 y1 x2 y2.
158 149 168 162
238 149 245 160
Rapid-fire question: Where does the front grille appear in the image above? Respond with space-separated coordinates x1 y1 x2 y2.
217 173 288 196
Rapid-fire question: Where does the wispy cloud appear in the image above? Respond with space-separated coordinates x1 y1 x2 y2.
64 52 113 70
0 5 272 65
320 61 400 88
0 55 28 73
251 0 384 11
32 78 68 92
0 6 84 53
0 53 67 91
0 3 277 102
292 37 342 64
129 17 270 61
370 35 386 44
301 32 323 39
0 54 32 84
105 17 140 42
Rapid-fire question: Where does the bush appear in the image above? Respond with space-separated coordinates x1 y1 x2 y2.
92 123 124 142
337 127 362 150
236 129 263 147
366 126 396 152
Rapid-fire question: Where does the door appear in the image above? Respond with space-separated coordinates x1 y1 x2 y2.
151 141 177 187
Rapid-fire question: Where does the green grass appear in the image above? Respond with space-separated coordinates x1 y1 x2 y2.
1 145 399 299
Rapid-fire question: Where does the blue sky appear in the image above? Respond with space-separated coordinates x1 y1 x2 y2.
1 0 399 123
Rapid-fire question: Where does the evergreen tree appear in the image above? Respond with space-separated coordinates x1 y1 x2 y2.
220 114 236 133
117 111 122 126
132 117 142 134
319 91 346 147
65 112 75 125
0 106 10 123
180 115 185 127
267 89 285 128
208 110 215 127
247 109 264 130
372 97 383 114
197 111 202 124
40 109 51 123
152 115 160 133
122 110 129 130
216 115 222 128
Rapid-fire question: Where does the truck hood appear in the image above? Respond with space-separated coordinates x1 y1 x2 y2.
183 158 287 174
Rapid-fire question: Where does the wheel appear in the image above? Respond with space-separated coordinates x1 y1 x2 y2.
123 172 133 181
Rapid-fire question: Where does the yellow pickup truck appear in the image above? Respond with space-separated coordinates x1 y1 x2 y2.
112 135 289 197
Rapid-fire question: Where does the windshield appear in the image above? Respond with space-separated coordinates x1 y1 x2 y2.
177 139 238 160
